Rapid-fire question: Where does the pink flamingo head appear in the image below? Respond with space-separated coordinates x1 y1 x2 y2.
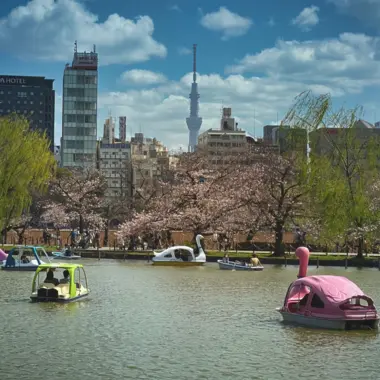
295 246 310 278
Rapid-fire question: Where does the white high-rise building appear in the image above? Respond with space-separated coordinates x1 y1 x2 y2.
102 116 115 144
61 42 98 168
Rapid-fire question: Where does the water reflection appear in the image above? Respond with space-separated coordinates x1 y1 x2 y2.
34 299 90 313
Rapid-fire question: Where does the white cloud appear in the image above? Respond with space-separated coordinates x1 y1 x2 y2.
90 32 380 150
292 6 320 31
200 7 252 40
268 17 275 27
226 33 380 92
94 72 342 150
0 0 167 65
169 5 181 12
121 69 167 85
178 47 192 55
329 0 380 27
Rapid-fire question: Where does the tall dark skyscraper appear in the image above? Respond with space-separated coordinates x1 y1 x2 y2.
61 42 98 168
0 75 55 148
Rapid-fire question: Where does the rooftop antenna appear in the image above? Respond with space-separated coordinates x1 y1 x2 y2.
74 40 77 53
192 44 197 83
93 44 96 53
254 109 256 138
277 112 279 125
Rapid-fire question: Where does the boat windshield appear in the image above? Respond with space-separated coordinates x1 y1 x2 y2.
13 247 34 263
36 248 48 258
36 268 71 287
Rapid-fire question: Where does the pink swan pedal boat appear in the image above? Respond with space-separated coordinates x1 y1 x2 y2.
277 247 379 330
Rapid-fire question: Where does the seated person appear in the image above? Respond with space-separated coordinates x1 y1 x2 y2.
249 253 262 267
64 246 72 256
59 269 70 284
21 254 30 263
44 269 59 286
174 249 181 259
223 253 229 263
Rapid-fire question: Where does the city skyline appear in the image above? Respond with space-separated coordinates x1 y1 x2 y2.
0 0 379 150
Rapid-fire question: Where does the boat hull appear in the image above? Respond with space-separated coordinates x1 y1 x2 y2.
52 255 81 260
152 260 205 266
30 293 89 303
217 260 264 271
278 309 379 330
1 265 40 271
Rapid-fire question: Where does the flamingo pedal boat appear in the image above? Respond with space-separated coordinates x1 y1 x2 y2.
152 234 206 266
277 247 379 330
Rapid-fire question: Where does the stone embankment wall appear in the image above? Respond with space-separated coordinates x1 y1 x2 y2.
4 229 295 248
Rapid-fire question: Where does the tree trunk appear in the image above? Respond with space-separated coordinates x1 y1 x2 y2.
357 236 364 259
273 222 285 256
104 221 109 247
79 215 84 234
1 227 6 245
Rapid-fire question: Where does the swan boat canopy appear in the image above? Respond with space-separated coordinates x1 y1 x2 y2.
152 234 206 266
1 246 50 271
277 247 379 330
30 263 89 303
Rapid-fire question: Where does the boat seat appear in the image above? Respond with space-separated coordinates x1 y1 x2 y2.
40 282 56 289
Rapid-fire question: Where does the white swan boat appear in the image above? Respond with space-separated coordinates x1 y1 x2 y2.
217 260 264 271
152 234 206 266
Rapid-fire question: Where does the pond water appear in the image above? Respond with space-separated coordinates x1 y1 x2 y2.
1 260 379 379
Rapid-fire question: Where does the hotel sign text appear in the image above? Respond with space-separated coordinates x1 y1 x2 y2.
0 77 27 85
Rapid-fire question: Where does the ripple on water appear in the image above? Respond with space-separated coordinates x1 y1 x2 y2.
1 261 380 379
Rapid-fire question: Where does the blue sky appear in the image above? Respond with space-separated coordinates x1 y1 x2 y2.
0 0 379 149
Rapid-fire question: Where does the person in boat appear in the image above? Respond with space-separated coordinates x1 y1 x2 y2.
174 249 181 259
44 269 59 286
223 253 229 263
61 270 70 283
64 245 72 256
59 270 70 284
21 254 30 263
249 253 261 267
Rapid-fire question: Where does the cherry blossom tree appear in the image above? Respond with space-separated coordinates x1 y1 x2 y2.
239 150 310 256
41 168 107 233
118 151 261 244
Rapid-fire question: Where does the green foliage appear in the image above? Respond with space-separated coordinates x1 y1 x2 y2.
0 114 56 225
284 92 380 254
